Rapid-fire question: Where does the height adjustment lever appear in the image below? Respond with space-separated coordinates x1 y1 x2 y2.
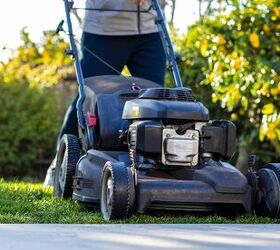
65 49 73 56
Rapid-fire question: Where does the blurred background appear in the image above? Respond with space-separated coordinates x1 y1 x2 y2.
0 0 279 180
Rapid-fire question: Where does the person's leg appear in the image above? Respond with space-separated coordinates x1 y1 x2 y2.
55 95 79 147
80 32 133 78
127 32 166 86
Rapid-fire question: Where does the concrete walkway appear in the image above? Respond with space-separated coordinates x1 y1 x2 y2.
0 224 280 250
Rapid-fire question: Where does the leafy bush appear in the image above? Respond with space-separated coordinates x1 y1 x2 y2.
0 79 61 177
177 0 280 163
0 30 74 178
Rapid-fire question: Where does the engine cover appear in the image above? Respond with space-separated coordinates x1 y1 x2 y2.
122 88 209 121
162 128 199 166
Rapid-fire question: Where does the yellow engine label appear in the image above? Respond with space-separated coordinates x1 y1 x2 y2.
131 106 139 117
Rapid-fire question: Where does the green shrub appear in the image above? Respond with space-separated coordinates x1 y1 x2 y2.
0 79 62 177
0 30 73 178
176 0 280 163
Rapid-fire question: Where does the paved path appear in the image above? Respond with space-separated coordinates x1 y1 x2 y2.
0 224 280 250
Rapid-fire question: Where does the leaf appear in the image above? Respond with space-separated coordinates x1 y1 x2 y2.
262 103 275 115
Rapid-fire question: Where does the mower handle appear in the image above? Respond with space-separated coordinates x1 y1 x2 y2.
151 0 183 88
63 0 86 131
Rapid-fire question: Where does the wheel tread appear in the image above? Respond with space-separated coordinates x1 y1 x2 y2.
54 134 80 198
101 162 135 220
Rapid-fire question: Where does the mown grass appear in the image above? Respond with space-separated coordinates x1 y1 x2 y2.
0 180 279 224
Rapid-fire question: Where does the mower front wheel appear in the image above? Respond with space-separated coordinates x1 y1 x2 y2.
101 162 135 221
54 134 80 198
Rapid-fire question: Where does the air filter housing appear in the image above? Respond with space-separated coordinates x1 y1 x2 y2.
139 88 195 102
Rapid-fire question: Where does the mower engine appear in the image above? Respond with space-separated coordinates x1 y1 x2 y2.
123 88 236 168
162 127 199 166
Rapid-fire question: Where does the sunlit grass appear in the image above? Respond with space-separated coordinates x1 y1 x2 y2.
0 180 279 224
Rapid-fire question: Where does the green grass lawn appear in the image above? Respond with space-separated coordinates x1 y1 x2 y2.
0 180 279 224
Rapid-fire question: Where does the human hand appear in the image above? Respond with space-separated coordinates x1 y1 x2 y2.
133 0 145 5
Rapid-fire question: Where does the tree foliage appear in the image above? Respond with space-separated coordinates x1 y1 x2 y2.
0 29 73 88
177 0 280 160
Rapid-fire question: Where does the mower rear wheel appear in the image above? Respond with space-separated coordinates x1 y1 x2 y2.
101 162 135 221
54 134 80 198
264 163 280 183
255 164 280 218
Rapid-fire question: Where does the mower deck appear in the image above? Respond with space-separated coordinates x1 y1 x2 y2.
72 150 252 214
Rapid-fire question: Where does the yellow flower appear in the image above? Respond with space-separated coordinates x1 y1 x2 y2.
262 103 275 115
212 93 218 103
208 72 215 83
214 62 223 74
270 88 279 96
249 33 260 48
231 113 238 121
263 24 270 33
200 40 208 57
58 42 68 51
267 122 278 140
260 85 270 96
267 130 277 140
232 91 241 101
218 34 226 45
42 50 51 64
272 7 280 18
231 58 242 70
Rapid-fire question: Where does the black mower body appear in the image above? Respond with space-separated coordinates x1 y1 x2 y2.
72 75 253 215
81 75 160 150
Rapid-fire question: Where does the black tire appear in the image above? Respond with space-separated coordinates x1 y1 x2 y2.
264 163 280 184
101 162 135 221
255 163 280 218
54 134 80 198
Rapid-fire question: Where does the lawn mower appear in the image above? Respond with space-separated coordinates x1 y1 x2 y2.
54 0 280 220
